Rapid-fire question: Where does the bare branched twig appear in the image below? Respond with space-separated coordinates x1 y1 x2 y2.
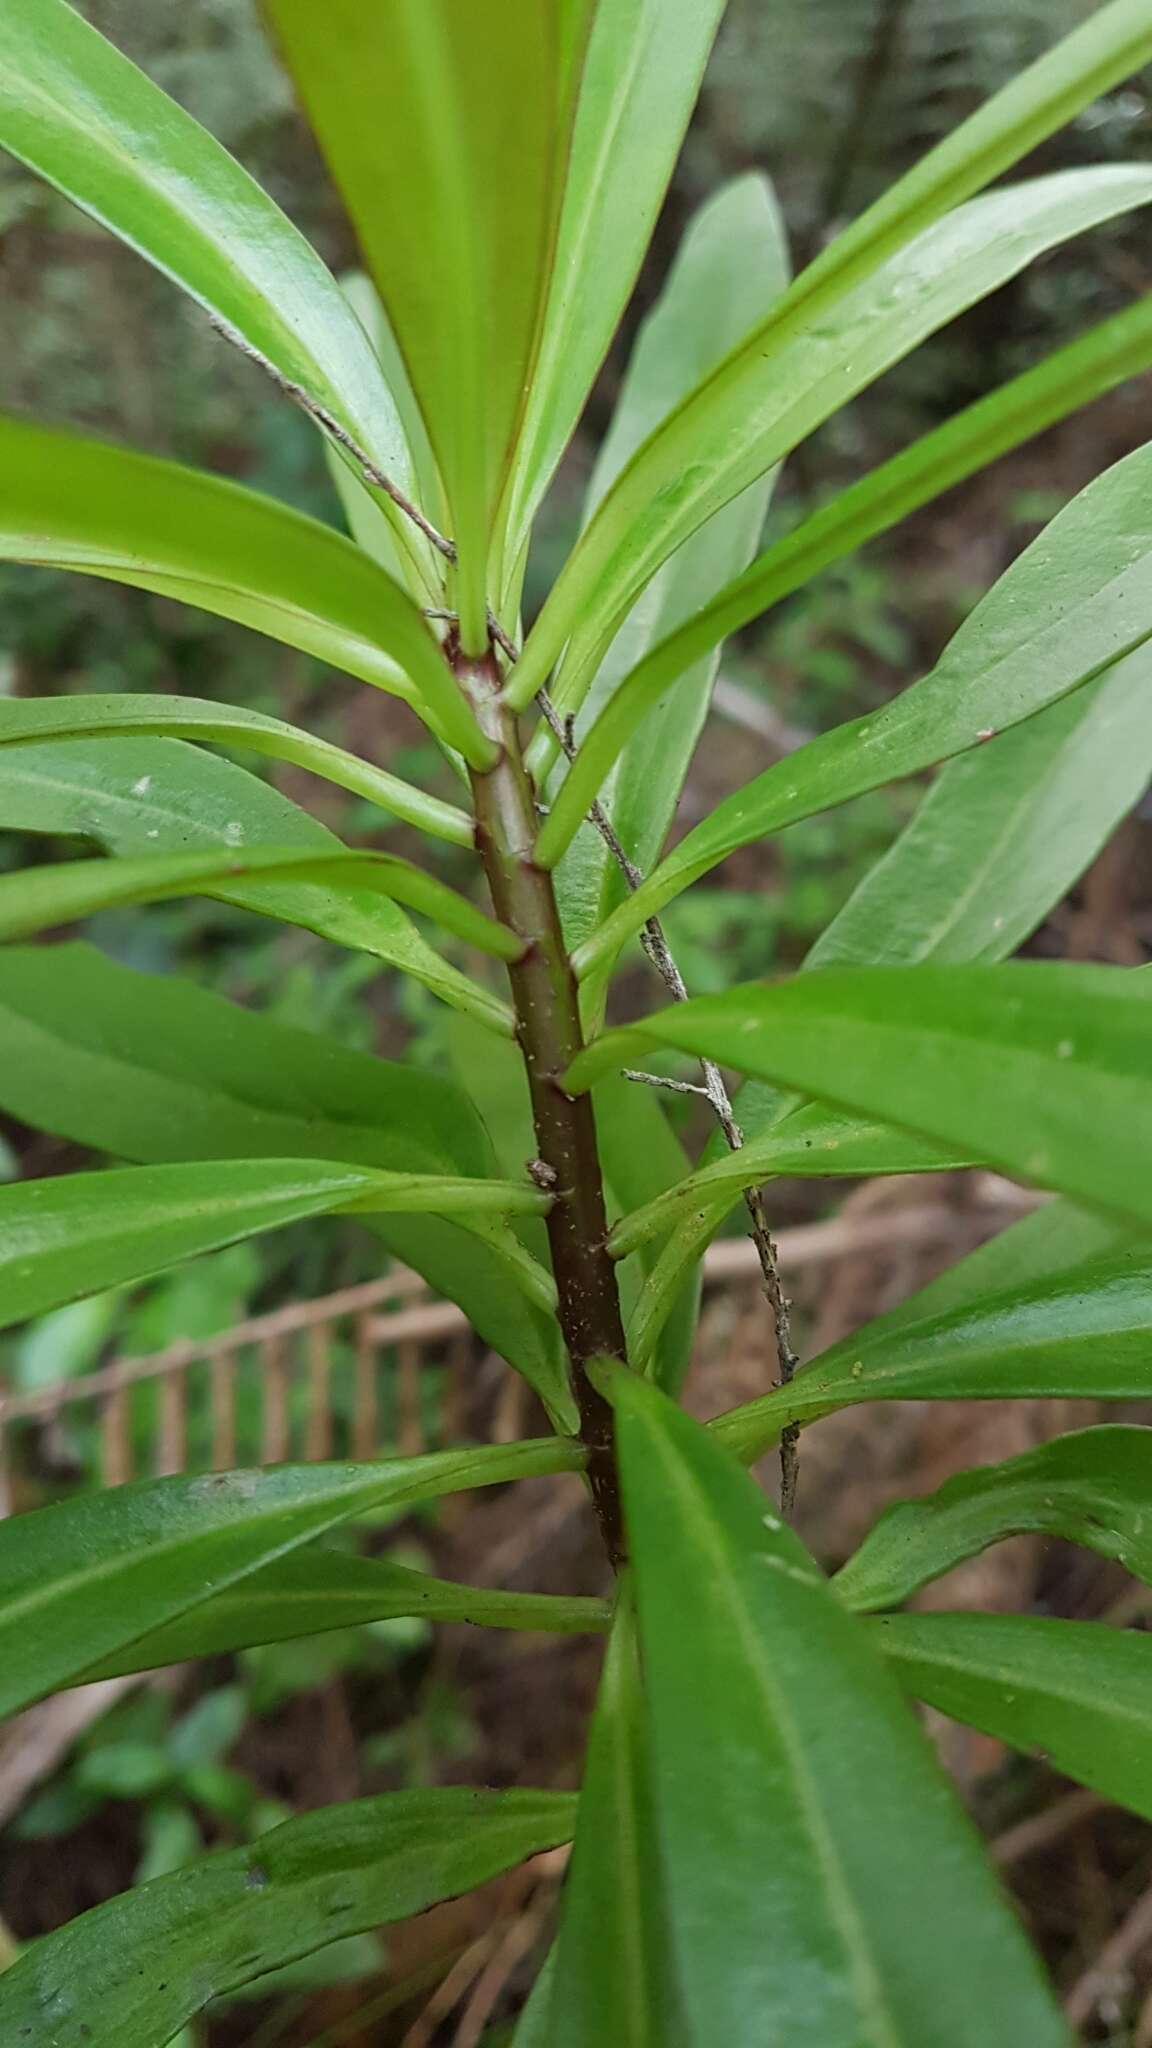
536 688 802 1513
206 313 457 563
622 1069 713 1099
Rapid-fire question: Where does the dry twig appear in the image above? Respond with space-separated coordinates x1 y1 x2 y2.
1065 1879 1152 2029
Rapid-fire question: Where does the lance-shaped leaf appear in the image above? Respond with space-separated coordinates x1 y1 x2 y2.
619 1101 967 1371
512 0 1152 712
0 737 509 1033
593 1076 700 1396
0 1440 582 1718
602 1368 1067 2047
0 695 472 846
551 174 790 968
538 286 1152 880
810 658 1152 970
0 415 490 763
80 1552 608 1684
838 1427 1152 1615
548 1597 682 2047
0 842 521 959
0 0 439 598
567 962 1152 1233
875 1613 1152 1825
562 434 1152 960
529 162 1152 721
264 0 593 650
613 1105 965 1263
716 1234 1152 1464
0 944 564 1409
618 1068 1135 1380
501 0 731 562
0 1786 576 2048
0 1157 547 1331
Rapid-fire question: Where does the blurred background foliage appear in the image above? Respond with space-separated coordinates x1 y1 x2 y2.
2 20 1152 2034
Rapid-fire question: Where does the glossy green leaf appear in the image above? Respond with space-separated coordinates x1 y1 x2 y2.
0 737 509 1033
875 1613 1152 1824
837 1427 1152 1616
568 962 1152 1235
0 944 566 1412
82 1552 608 1682
540 285 1152 878
501 0 731 566
593 1076 700 1394
812 659 1152 970
513 0 1152 714
334 271 447 552
550 174 790 971
604 1368 1067 2046
0 1786 576 2047
613 1103 964 1264
0 0 438 597
0 694 472 847
548 1598 681 2047
620 1098 1129 1381
0 1441 582 1718
0 415 489 763
0 1157 546 1331
566 434 1152 961
264 0 592 650
0 842 521 960
717 1233 1152 1463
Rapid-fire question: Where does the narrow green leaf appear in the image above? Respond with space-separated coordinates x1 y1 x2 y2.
0 1787 576 2047
0 738 510 1032
621 1104 1127 1382
550 174 790 968
566 435 1152 957
717 1235 1152 1463
0 0 439 596
594 1077 700 1395
0 695 472 847
0 842 521 960
513 2 1152 713
0 415 491 764
500 0 731 562
613 1105 964 1264
0 944 564 1411
81 1552 609 1682
264 0 593 649
334 271 447 553
567 962 1152 1233
0 1441 582 1718
539 288 1152 885
604 1369 1067 2046
875 1613 1152 1825
838 1427 1152 1615
549 1598 681 2047
0 1157 546 1331
811 661 1152 970
869 1195 1139 1343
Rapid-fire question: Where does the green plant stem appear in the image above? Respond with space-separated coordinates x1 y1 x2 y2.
460 645 627 1567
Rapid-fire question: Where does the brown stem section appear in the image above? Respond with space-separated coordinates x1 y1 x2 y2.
458 645 626 1565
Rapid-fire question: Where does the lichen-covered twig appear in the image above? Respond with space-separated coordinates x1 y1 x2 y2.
206 313 456 564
